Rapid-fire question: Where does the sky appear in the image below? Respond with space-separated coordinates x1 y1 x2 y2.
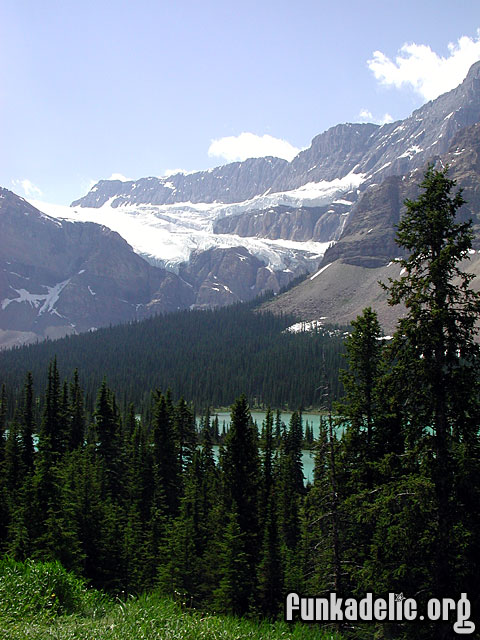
1 1 480 205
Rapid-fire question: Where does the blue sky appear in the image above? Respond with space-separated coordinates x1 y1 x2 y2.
1 0 480 205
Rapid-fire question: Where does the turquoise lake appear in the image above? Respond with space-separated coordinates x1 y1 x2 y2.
204 410 329 484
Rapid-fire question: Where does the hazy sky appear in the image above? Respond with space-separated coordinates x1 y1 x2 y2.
2 0 480 204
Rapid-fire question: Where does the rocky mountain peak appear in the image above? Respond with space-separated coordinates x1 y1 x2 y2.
72 156 289 208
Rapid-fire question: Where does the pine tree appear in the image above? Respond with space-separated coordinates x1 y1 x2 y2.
256 494 283 618
95 378 123 497
151 390 180 516
259 408 274 521
0 384 7 461
220 395 260 613
4 419 24 496
278 411 304 550
336 307 384 489
40 358 62 457
382 165 480 628
19 373 35 472
214 506 252 616
174 397 197 474
68 369 85 451
303 416 344 603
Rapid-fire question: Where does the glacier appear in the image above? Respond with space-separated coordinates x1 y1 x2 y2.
30 171 364 274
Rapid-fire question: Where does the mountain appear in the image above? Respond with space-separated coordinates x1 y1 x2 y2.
0 189 302 347
0 188 202 347
263 121 480 331
71 156 289 208
3 61 480 344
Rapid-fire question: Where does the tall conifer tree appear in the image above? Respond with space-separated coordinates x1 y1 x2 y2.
382 165 480 633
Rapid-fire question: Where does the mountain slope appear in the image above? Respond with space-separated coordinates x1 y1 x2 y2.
262 122 480 331
0 189 196 347
63 62 480 273
4 61 480 344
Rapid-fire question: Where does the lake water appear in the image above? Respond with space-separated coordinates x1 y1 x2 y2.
206 410 327 439
204 410 326 485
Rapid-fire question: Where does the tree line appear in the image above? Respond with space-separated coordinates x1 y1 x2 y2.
0 302 346 412
0 166 479 639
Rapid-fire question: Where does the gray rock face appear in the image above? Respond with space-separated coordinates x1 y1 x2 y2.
5 62 480 343
179 246 295 308
72 157 288 208
68 62 480 278
272 123 380 190
321 119 480 270
0 189 195 343
73 62 480 216
1 190 303 345
272 61 480 193
264 120 480 330
213 203 351 242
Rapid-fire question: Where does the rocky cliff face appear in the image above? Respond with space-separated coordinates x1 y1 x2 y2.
178 246 295 308
72 157 288 208
272 61 480 193
0 190 297 347
69 61 480 269
5 62 480 343
73 62 480 215
213 202 352 242
263 120 480 331
0 189 196 346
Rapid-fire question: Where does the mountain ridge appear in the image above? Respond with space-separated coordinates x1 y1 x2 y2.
3 60 480 345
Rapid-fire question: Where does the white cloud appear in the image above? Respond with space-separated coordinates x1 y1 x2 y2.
368 30 480 101
381 113 394 125
208 132 300 163
108 173 132 182
358 109 394 125
359 109 373 120
163 168 197 177
12 178 43 198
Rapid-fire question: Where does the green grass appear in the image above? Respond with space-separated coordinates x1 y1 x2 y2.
0 558 340 640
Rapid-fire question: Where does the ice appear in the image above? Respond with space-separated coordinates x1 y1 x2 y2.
30 173 364 274
285 318 327 333
310 262 332 280
1 279 70 314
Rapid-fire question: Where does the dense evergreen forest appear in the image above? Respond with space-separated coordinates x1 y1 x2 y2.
0 301 346 412
1 167 480 640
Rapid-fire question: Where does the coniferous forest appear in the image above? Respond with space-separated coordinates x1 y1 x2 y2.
0 300 346 412
1 167 480 640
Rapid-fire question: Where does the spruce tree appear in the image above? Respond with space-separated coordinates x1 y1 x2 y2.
174 397 197 474
214 506 252 616
256 494 283 618
383 164 480 626
337 307 384 489
220 395 260 614
68 369 85 451
95 378 123 497
151 390 180 516
40 358 62 456
0 384 7 461
20 373 35 472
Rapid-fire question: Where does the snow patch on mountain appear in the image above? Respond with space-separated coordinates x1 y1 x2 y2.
1 279 70 315
31 172 363 272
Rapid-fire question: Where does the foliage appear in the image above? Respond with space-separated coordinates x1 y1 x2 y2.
0 166 479 639
0 585 339 640
0 556 107 620
0 303 346 411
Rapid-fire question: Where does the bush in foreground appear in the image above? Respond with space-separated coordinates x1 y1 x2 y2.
0 557 339 640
